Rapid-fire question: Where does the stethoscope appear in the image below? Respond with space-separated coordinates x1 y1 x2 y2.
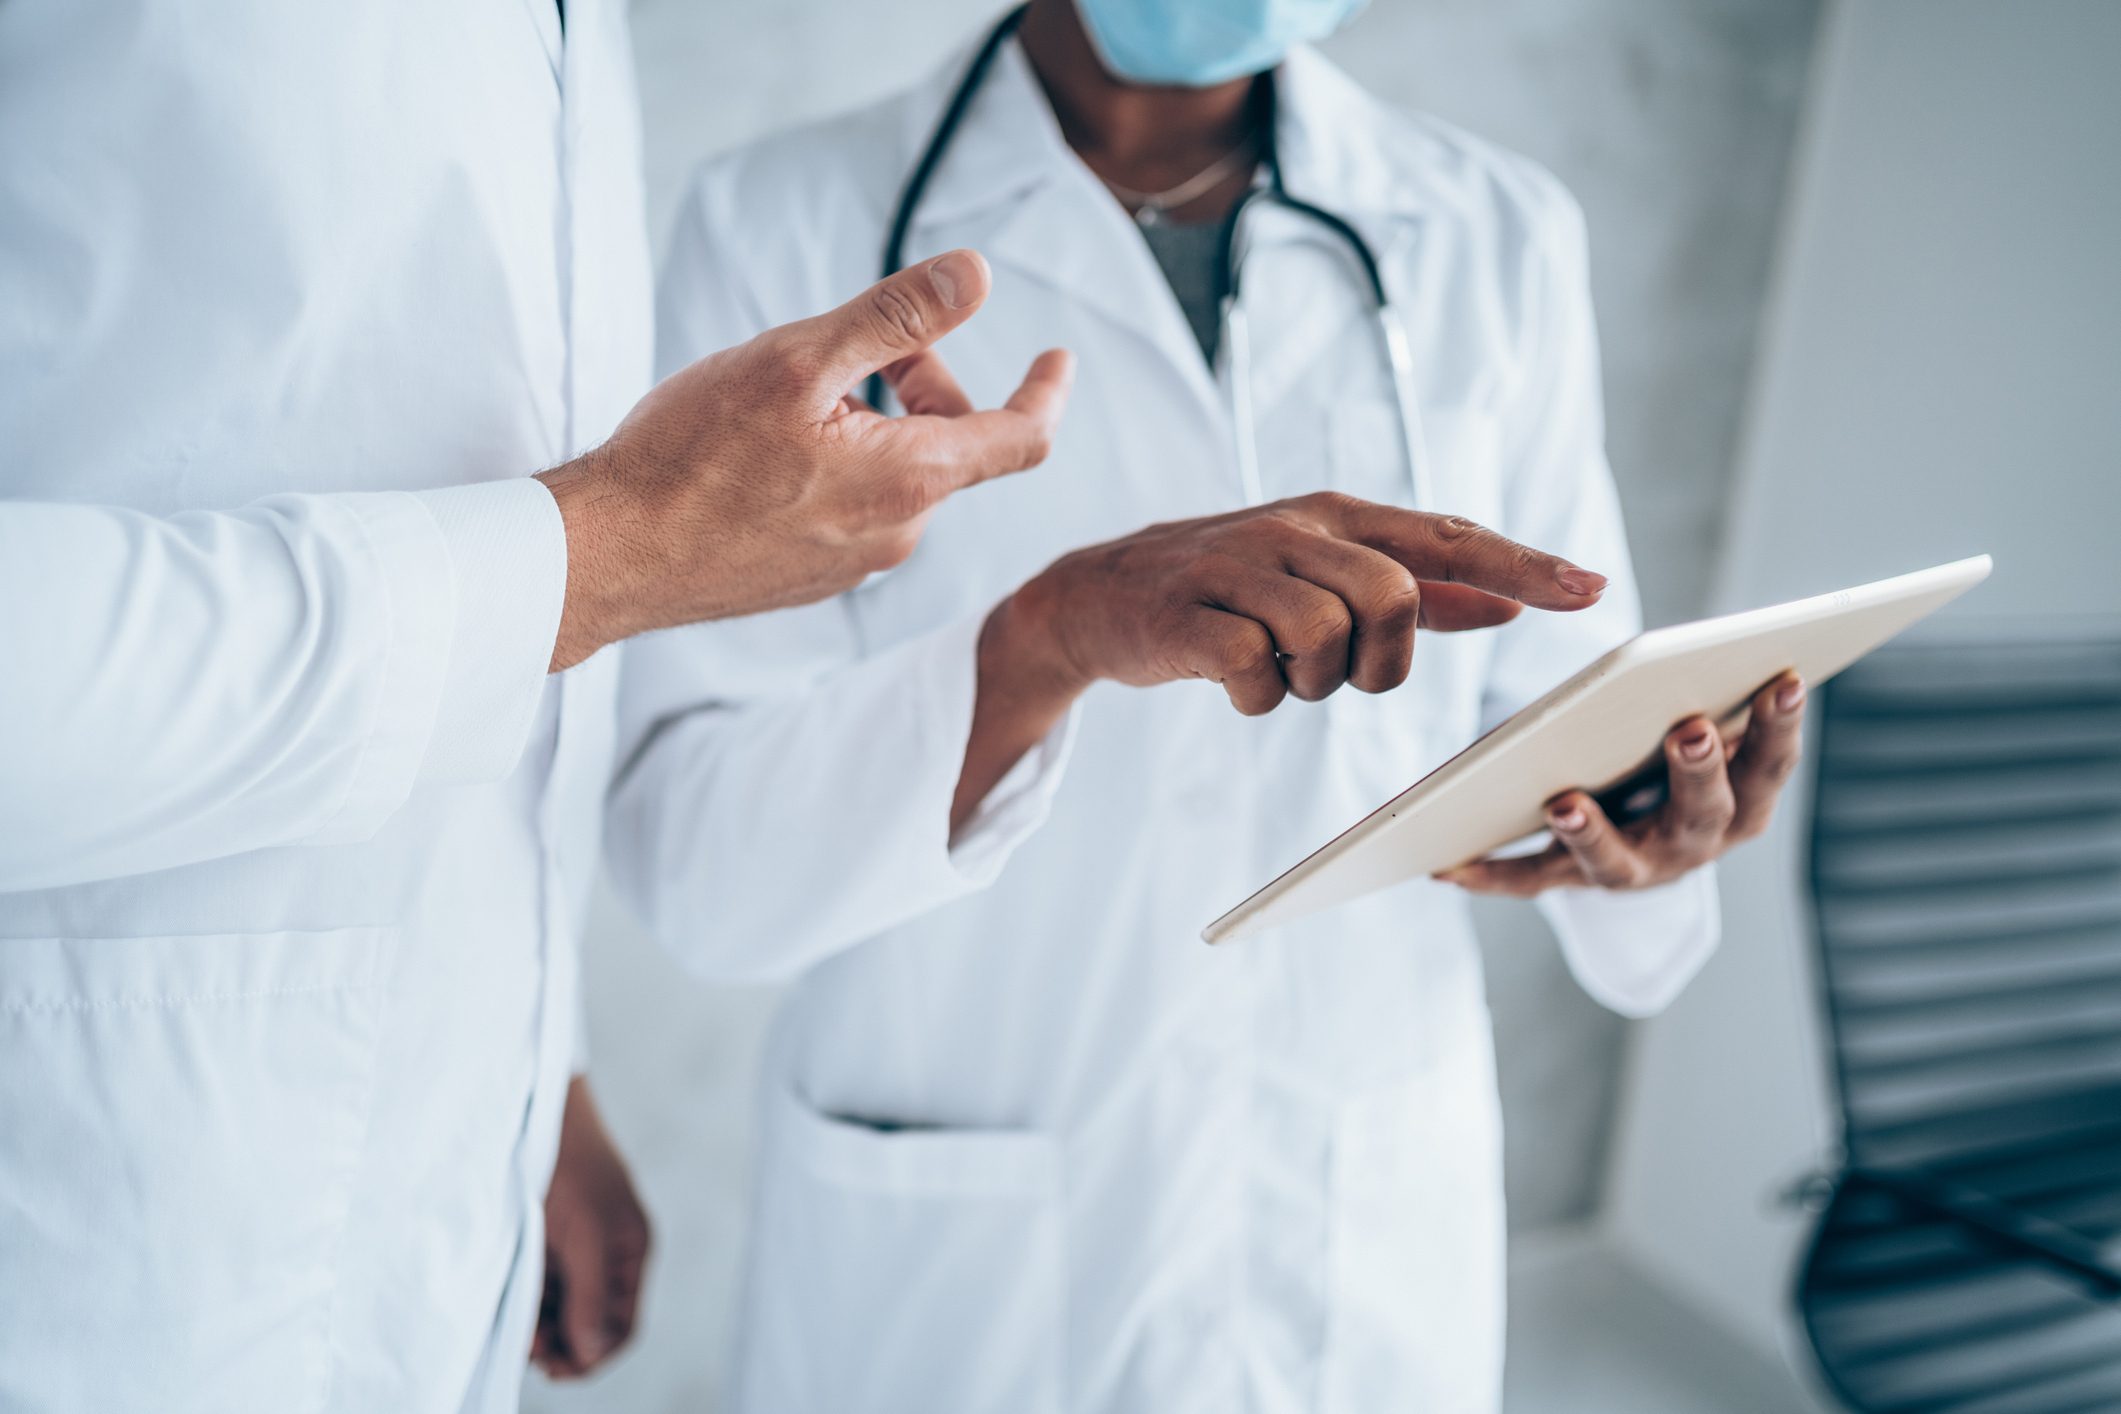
866 4 1434 513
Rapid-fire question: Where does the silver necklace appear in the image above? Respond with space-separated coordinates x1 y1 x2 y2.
1099 140 1257 227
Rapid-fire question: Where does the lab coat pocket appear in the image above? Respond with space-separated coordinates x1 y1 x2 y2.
0 927 395 1414
737 1084 1065 1414
1322 1038 1507 1414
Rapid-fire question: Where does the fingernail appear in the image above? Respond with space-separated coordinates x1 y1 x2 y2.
1556 567 1607 597
1551 804 1587 833
928 251 978 309
1678 726 1716 761
1777 677 1807 713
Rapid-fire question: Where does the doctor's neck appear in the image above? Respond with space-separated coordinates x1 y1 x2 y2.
1019 0 1266 226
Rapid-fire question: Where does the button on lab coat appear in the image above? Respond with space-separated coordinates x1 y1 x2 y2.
613 40 1721 1414
0 4 652 1410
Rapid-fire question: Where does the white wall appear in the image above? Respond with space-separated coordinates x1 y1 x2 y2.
531 2 1816 1408
1606 0 2121 1369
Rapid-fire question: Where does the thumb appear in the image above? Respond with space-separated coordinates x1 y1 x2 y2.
800 249 992 393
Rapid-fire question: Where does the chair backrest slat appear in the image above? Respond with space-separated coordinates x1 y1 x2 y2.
1809 641 2121 1176
1801 644 2121 1412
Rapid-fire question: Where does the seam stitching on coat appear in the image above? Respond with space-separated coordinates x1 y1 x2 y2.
0 982 376 1016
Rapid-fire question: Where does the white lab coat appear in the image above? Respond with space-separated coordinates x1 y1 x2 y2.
615 38 1721 1414
0 4 649 1410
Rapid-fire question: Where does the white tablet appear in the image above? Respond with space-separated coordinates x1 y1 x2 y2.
1201 555 1993 945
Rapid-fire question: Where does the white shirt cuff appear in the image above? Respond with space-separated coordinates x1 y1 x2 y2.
1538 865 1722 1018
410 479 568 787
306 491 458 842
946 698 1079 887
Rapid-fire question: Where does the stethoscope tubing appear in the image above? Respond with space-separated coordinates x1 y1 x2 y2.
869 3 1432 512
865 5 1030 411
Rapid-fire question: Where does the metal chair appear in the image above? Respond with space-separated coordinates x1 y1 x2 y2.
1796 638 2121 1414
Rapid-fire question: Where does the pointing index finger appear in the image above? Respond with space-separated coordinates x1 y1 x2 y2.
1329 502 1607 613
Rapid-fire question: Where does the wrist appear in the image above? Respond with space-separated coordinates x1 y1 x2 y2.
954 578 1089 836
537 450 660 671
983 571 1097 708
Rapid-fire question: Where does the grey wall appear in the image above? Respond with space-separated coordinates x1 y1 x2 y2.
1608 0 2121 1357
529 2 1817 1408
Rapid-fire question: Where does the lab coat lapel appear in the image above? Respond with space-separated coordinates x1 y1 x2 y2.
900 39 1229 428
1231 48 1448 424
888 37 1457 500
1273 46 1449 224
519 0 562 79
988 176 1220 410
912 42 1455 440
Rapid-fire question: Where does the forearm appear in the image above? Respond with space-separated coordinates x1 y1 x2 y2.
952 588 1088 834
609 612 1074 983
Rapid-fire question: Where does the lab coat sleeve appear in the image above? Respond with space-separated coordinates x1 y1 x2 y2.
1481 175 1719 1019
605 609 1076 986
0 478 565 891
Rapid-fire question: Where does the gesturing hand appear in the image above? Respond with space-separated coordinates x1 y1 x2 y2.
540 249 1075 670
1439 672 1807 896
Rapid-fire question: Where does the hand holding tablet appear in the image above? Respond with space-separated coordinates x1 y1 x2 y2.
1202 555 1994 944
1438 667 1808 897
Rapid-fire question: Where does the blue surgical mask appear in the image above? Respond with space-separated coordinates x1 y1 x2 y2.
1074 0 1370 87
